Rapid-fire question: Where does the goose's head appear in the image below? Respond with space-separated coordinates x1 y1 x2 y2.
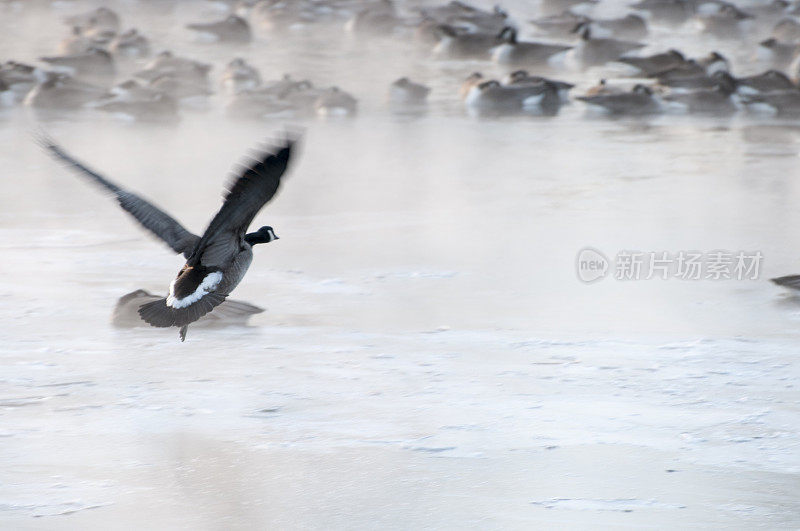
245 226 279 245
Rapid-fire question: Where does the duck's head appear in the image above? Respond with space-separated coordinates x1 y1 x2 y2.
245 226 279 245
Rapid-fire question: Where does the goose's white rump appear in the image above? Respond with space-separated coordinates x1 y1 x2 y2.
167 271 222 309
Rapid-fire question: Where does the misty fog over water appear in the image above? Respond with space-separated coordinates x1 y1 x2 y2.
1 0 799 528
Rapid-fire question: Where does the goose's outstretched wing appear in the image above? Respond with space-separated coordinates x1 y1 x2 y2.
40 136 200 258
188 138 294 267
771 275 800 291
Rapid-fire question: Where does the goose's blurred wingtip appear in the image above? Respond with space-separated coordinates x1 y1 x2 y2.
31 128 56 151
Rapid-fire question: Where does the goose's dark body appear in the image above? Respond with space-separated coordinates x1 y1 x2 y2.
42 136 291 341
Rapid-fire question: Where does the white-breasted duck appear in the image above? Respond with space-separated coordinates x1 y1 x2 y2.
491 27 572 67
41 134 294 341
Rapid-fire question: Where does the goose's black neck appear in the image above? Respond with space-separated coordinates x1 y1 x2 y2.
245 231 271 245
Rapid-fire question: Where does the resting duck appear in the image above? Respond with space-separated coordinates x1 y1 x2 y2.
135 51 212 84
662 84 738 116
110 29 152 58
504 70 574 103
186 14 252 44
577 84 661 116
39 46 116 81
41 134 294 341
432 24 507 60
65 6 121 35
618 49 687 76
491 27 572 67
92 80 179 122
112 289 264 328
389 77 430 105
314 86 357 117
464 79 561 116
24 72 106 111
573 23 645 69
583 13 648 41
221 58 262 95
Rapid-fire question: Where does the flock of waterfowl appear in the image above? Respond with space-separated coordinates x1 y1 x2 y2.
7 0 800 122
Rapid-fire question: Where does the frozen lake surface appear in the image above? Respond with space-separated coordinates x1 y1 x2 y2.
1 0 799 528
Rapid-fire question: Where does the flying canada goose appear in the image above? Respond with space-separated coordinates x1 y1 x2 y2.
40 134 295 341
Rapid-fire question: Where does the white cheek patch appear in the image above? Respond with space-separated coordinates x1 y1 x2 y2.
166 271 222 309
